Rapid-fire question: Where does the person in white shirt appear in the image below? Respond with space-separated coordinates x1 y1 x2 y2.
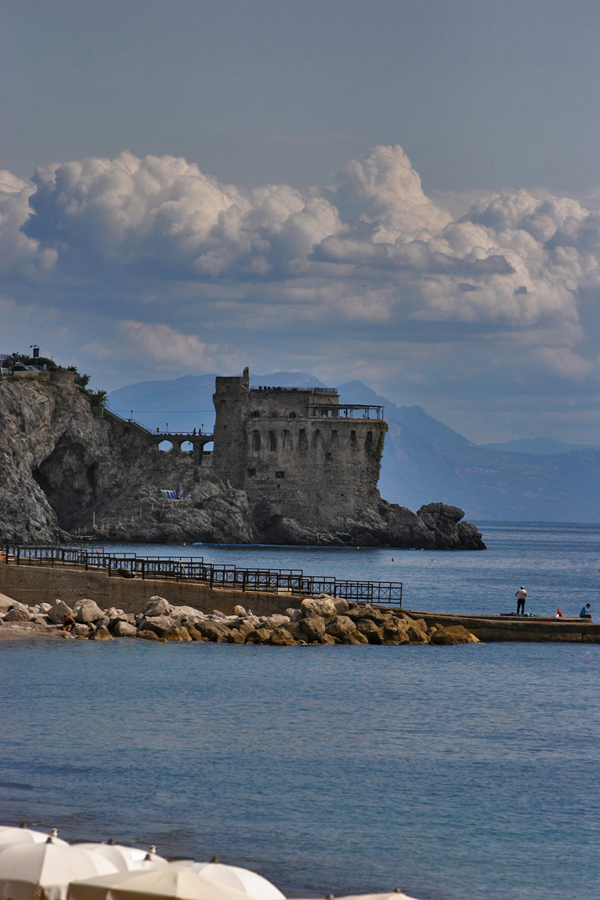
515 586 527 615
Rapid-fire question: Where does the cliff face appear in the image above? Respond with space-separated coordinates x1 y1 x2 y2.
0 378 254 544
0 378 485 549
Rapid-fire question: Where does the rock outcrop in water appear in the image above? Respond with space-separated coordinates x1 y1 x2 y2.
0 377 485 549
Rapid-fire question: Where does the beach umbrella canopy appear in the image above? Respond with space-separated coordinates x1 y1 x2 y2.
68 863 255 900
0 838 119 900
76 846 167 873
178 864 284 900
0 829 68 849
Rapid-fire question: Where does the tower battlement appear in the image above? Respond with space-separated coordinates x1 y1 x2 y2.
212 368 387 530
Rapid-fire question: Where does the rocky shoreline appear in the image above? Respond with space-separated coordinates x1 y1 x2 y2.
0 593 480 646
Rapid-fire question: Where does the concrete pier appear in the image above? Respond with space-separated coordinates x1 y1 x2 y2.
405 609 600 643
1 561 598 642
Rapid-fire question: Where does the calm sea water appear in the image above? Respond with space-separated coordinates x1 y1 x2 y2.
1 524 599 900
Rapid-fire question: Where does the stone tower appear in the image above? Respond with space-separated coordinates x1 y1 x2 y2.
212 368 387 530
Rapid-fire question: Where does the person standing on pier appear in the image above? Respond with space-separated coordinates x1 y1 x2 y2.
516 586 527 615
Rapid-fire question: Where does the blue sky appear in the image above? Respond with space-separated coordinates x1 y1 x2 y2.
1 0 599 443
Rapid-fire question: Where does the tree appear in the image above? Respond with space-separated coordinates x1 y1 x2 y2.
89 389 107 408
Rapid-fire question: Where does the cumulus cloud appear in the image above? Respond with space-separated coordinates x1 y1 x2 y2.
120 321 217 369
1 143 599 439
9 143 596 335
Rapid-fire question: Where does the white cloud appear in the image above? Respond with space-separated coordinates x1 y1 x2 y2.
120 321 217 369
1 144 599 440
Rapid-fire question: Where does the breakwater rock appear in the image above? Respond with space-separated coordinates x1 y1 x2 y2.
0 378 485 549
0 594 481 646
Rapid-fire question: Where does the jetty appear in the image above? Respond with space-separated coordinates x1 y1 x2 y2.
404 610 600 643
1 543 597 643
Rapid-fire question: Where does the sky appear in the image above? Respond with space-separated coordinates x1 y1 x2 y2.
1 0 599 444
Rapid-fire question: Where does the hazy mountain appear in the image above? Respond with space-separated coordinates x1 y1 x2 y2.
338 380 473 448
480 437 597 455
108 372 599 522
108 371 328 433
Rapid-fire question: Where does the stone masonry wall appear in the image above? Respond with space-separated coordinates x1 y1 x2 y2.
212 369 386 530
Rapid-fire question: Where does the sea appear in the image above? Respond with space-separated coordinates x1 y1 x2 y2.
1 522 599 900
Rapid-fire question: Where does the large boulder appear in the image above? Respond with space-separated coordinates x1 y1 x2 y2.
356 619 383 644
300 616 326 641
89 625 113 641
170 605 205 619
430 625 480 645
76 599 105 624
356 618 380 636
226 629 246 644
417 502 486 550
186 624 208 641
301 597 337 618
140 596 171 617
346 605 385 624
136 629 162 641
406 624 429 643
71 624 91 639
4 606 32 622
326 615 356 638
269 628 296 646
112 620 137 638
345 631 368 644
162 626 192 642
47 600 74 624
245 625 274 644
137 615 176 636
333 598 350 614
196 620 229 642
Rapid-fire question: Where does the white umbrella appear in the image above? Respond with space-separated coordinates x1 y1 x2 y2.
76 845 167 873
68 863 256 900
178 864 284 900
0 837 119 900
0 828 68 849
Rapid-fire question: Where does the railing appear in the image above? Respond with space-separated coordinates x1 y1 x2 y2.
1 543 402 606
308 404 385 420
250 386 338 394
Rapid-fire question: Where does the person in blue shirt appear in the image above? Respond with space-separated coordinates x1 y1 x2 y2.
579 603 592 619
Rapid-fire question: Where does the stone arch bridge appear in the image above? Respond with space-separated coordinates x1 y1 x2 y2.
102 409 214 465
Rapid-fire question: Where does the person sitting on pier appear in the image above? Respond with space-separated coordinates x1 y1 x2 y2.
515 586 527 615
579 603 592 619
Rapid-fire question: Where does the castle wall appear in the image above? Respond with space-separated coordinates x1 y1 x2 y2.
212 370 386 529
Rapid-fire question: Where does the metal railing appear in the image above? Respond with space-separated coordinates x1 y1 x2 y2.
1 543 402 606
308 404 385 420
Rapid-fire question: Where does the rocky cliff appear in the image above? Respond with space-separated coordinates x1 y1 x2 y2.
0 378 485 549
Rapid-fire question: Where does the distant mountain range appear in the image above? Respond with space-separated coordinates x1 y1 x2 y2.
109 373 599 522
